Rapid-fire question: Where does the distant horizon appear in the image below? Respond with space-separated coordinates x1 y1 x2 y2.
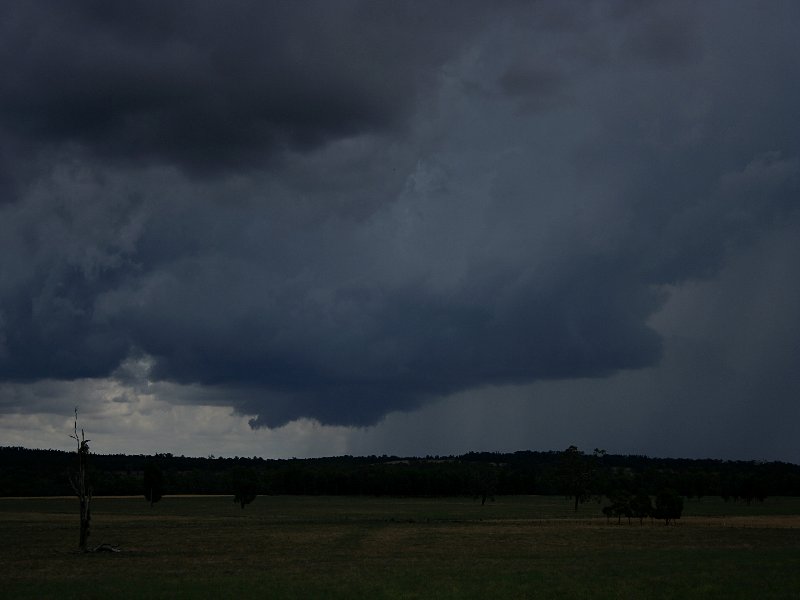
5 443 798 467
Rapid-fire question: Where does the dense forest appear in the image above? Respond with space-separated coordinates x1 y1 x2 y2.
2 446 799 502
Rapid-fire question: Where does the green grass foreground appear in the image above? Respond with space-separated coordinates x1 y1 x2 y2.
2 495 799 599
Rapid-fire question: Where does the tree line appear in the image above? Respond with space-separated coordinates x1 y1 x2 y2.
2 444 799 502
7 439 800 551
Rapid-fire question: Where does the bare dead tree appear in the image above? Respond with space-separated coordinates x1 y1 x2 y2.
68 408 92 552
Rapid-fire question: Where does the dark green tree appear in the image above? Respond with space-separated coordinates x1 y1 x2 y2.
232 467 258 509
143 461 165 507
653 489 684 525
471 463 498 505
603 490 633 524
630 491 653 525
557 446 604 512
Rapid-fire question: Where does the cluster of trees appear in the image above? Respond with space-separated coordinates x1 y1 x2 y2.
2 445 799 503
554 446 685 525
603 489 684 525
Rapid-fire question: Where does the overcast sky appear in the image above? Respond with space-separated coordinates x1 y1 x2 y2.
1 1 799 462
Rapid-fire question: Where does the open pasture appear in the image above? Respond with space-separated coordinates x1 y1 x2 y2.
2 495 799 599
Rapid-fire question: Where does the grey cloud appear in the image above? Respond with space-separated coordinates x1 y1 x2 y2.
1 1 799 435
621 10 701 67
348 215 800 462
499 66 564 98
718 152 800 197
0 0 491 179
0 167 149 381
95 252 664 427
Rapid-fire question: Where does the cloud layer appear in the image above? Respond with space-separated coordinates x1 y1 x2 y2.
1 1 799 438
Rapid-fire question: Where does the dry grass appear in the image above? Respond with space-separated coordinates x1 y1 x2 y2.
2 495 800 599
684 515 800 529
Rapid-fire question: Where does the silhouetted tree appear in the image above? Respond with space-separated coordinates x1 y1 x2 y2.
653 489 684 525
603 490 633 524
143 461 165 507
68 409 92 552
557 446 604 512
736 473 769 505
471 463 498 505
630 491 653 525
232 467 258 509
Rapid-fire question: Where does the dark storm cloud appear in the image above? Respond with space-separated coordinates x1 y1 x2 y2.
0 0 488 176
620 8 700 67
499 66 564 98
110 259 663 427
1 1 799 431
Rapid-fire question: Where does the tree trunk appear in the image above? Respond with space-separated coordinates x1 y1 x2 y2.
75 458 92 551
69 409 92 552
78 496 91 552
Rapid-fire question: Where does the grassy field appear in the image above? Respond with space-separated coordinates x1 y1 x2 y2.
2 495 799 599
